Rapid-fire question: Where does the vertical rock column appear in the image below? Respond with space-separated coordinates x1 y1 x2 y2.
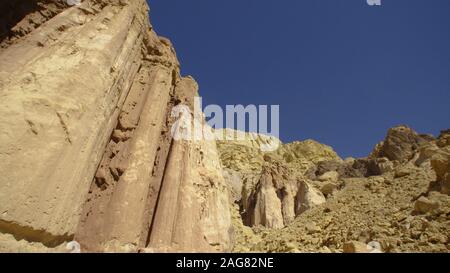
0 0 151 245
75 63 176 252
0 0 234 252
147 78 233 252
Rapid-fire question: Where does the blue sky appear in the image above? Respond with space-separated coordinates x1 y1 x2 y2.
147 0 450 158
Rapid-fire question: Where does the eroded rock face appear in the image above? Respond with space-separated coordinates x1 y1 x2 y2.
415 129 450 195
242 161 326 229
0 0 69 49
430 151 450 195
218 133 336 229
371 125 430 162
367 157 395 176
437 129 450 148
306 158 377 180
0 0 232 253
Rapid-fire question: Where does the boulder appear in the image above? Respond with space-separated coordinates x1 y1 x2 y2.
394 163 416 178
314 160 342 176
309 159 369 179
305 222 322 234
368 157 394 176
320 182 339 196
414 197 440 214
296 181 326 214
318 171 339 183
437 129 450 148
415 143 441 166
343 241 370 253
373 126 429 162
430 152 450 195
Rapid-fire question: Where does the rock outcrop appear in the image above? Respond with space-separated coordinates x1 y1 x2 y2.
242 160 326 229
0 0 232 253
430 131 450 195
370 125 430 162
217 129 340 229
230 125 449 253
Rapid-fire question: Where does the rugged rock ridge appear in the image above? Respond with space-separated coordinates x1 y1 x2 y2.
227 126 450 253
0 0 232 252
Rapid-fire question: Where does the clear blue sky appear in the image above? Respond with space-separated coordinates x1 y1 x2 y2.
147 0 450 158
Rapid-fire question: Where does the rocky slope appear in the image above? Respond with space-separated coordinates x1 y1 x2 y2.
226 126 450 253
0 1 448 253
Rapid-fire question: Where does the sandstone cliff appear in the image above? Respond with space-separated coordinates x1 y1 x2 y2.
0 0 232 253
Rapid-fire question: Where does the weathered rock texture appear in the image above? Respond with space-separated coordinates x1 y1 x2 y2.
0 0 69 49
228 126 449 253
429 133 450 195
0 0 232 253
370 125 430 162
217 129 340 230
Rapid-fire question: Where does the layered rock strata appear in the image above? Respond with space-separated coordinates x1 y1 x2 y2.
0 0 232 253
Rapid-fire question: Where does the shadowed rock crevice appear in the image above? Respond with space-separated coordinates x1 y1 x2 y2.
0 0 69 48
0 220 73 248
